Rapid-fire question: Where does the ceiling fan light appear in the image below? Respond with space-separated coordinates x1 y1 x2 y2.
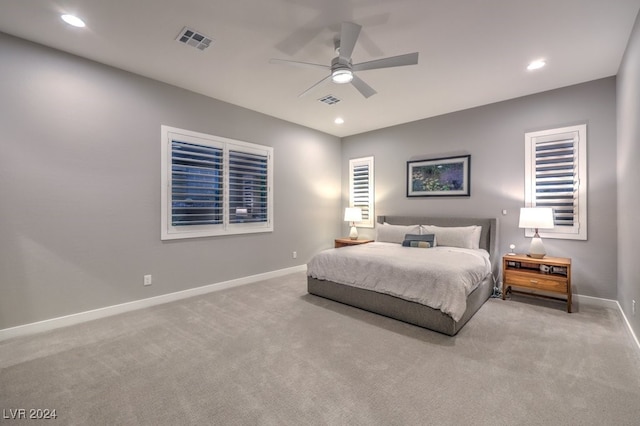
332 69 353 84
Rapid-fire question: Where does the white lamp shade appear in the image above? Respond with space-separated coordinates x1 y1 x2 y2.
344 207 362 222
518 207 554 230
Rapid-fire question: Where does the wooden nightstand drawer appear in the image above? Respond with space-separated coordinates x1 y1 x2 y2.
505 272 567 293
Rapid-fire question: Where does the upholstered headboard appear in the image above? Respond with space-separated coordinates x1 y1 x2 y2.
377 215 498 271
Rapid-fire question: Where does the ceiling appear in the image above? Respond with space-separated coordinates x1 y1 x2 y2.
1 0 639 137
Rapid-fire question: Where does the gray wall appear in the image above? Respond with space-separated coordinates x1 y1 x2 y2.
617 13 640 337
342 78 618 300
0 27 631 331
0 33 342 329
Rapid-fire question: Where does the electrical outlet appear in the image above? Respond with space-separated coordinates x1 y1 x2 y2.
292 251 297 259
633 300 636 316
143 275 152 286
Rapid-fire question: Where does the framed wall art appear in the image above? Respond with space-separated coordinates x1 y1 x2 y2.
407 155 470 197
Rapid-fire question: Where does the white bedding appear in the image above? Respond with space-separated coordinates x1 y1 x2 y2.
307 242 492 322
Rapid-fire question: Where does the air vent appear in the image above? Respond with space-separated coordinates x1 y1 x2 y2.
176 27 213 51
318 95 341 105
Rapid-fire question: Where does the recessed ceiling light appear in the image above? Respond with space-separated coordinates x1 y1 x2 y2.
61 14 86 28
334 117 345 125
527 59 546 71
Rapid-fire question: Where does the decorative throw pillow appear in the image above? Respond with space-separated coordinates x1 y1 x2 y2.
376 223 421 244
420 225 481 249
402 233 436 248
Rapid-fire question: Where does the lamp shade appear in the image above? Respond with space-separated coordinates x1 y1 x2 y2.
344 207 362 222
518 207 554 230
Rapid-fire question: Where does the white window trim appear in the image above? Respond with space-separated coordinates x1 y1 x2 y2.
524 124 587 240
161 125 273 240
348 156 374 228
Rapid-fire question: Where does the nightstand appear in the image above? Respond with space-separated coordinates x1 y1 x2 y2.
502 254 572 312
334 238 374 248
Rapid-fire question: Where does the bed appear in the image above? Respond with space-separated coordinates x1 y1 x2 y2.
307 216 498 336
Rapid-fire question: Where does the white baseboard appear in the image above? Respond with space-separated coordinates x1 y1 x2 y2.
575 294 640 352
574 293 619 309
0 265 307 342
617 301 640 352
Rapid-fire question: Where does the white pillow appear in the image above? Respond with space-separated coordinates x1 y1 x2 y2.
421 225 482 249
376 223 421 244
471 226 482 250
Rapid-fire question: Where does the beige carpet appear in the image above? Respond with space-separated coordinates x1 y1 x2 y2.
1 271 639 425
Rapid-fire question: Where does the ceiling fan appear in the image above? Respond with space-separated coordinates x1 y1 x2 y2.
269 22 419 98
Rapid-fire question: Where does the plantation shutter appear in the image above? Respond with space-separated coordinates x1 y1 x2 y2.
162 125 273 240
171 140 223 226
349 156 374 228
525 124 587 240
229 148 269 224
533 138 576 227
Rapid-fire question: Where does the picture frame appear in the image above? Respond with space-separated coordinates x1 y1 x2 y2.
407 155 470 197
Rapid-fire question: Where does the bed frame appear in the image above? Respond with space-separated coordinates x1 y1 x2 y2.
307 216 498 336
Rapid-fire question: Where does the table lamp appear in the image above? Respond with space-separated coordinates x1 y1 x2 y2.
344 207 362 240
518 207 554 258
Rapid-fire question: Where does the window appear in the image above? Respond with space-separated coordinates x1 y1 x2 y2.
161 126 273 240
524 124 587 240
348 156 374 228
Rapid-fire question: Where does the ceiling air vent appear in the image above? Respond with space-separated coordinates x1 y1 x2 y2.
176 27 213 51
318 95 341 105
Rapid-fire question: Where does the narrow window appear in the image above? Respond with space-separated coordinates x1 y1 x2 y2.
524 124 587 240
349 156 375 228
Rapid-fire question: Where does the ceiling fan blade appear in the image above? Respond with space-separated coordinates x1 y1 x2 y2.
351 75 377 98
298 74 332 97
269 58 329 71
338 21 362 61
352 52 419 72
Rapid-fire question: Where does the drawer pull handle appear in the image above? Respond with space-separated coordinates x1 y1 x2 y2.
530 280 538 284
